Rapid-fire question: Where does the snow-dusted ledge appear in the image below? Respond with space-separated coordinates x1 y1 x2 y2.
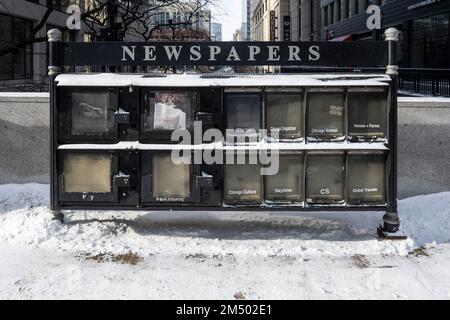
58 141 388 151
55 73 392 87
398 97 450 108
0 92 49 103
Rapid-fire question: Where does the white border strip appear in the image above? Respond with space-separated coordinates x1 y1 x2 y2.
58 141 388 151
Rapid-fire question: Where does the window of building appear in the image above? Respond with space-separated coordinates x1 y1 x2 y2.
47 0 75 11
354 0 360 15
341 0 347 19
409 13 450 68
336 0 341 22
322 6 328 27
298 5 301 39
347 0 352 18
330 3 335 25
0 14 33 80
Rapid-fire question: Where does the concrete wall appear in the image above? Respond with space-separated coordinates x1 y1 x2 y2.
0 93 49 184
397 99 450 198
0 93 449 199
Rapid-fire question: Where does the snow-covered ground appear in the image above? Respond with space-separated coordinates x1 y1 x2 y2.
0 184 449 299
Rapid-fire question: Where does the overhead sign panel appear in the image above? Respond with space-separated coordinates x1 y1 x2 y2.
58 41 388 67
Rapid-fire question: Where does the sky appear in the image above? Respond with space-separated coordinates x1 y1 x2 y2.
210 0 243 41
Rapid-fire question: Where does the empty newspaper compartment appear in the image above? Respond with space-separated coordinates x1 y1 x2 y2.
347 151 387 205
306 88 345 142
306 151 345 205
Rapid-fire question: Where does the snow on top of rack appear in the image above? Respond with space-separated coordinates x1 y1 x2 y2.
55 73 391 87
58 141 388 151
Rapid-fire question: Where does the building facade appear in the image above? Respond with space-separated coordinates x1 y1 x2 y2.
251 0 290 41
320 0 450 68
147 8 211 40
211 22 222 41
241 0 259 40
251 0 321 41
0 0 92 86
288 0 322 41
0 0 211 87
233 28 244 41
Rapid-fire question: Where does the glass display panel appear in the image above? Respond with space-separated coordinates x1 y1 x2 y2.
265 154 304 202
266 93 302 140
307 91 345 141
306 153 345 204
224 163 262 204
348 91 387 140
144 91 193 132
348 153 386 204
64 154 112 193
226 94 261 132
152 154 190 201
71 89 114 135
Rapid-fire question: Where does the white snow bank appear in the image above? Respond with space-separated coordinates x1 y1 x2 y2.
398 192 450 245
0 92 49 98
1 184 448 259
1 184 450 299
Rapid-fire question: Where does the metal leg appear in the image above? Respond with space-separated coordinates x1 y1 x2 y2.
51 210 64 223
382 210 400 233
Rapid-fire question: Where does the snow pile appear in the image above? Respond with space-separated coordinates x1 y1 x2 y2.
1 184 450 299
2 184 449 259
398 192 450 245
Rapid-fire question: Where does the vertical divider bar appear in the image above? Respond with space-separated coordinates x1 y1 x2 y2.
48 29 62 211
344 88 349 205
302 89 307 206
383 28 400 232
303 89 308 206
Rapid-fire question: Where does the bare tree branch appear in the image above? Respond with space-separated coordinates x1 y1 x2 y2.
0 0 215 59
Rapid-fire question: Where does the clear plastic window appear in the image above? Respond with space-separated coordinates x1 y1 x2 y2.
265 155 304 202
224 163 261 204
144 91 193 132
71 90 114 135
226 94 261 131
348 154 386 204
266 93 302 140
348 91 387 140
306 153 344 204
64 154 112 193
152 154 190 200
307 91 345 140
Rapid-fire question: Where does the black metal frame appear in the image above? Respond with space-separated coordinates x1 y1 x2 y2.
48 30 400 232
398 68 450 97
